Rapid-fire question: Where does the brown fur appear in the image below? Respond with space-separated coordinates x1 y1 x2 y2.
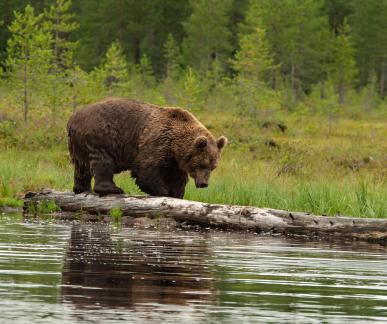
67 97 227 198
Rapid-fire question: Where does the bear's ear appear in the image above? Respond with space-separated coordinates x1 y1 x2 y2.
194 136 208 149
217 136 228 150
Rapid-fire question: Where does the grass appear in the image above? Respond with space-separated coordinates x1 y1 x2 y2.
0 197 23 208
109 205 124 220
0 112 386 218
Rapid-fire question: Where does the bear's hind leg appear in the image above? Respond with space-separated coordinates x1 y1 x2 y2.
91 159 124 196
73 160 92 194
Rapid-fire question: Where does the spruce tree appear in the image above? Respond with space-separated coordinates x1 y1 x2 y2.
329 22 357 105
94 41 129 96
44 0 79 120
351 0 387 98
233 27 273 85
5 5 53 123
164 33 182 81
232 27 277 117
162 33 182 104
179 67 204 110
182 0 232 76
244 0 330 97
138 54 155 88
44 0 78 71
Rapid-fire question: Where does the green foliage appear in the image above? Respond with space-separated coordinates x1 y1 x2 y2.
73 0 190 74
232 27 279 117
109 205 123 220
182 0 232 75
26 199 60 215
137 54 155 88
233 27 273 84
93 41 129 96
244 0 331 97
350 0 387 98
329 21 357 105
5 5 53 123
164 33 182 80
0 197 22 208
68 65 96 111
179 67 204 110
43 0 79 118
44 0 78 70
37 200 60 214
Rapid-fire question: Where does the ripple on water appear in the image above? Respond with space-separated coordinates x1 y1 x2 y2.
0 213 386 323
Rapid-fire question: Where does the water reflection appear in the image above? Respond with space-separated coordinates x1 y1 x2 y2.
1 213 387 322
61 224 217 309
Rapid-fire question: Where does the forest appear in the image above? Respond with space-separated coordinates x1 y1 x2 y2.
0 0 386 217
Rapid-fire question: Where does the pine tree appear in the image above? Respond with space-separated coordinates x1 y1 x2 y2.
179 67 204 110
44 0 79 120
5 5 53 123
94 41 129 96
138 54 155 88
323 0 352 34
351 0 387 98
44 0 78 71
233 27 273 85
73 0 189 75
182 0 232 75
232 27 277 117
162 33 182 104
329 22 357 105
68 65 93 111
163 33 181 81
244 0 330 97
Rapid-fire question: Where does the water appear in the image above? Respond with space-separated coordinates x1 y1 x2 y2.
0 212 386 323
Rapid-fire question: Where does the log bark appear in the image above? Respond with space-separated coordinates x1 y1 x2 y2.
23 189 387 243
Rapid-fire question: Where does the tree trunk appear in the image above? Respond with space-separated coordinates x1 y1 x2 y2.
290 60 295 97
23 39 29 124
338 77 345 105
320 80 326 100
380 61 385 99
24 189 387 244
23 59 28 123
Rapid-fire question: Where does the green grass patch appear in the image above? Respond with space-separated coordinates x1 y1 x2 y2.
109 205 124 220
37 200 60 214
0 197 23 208
0 112 386 218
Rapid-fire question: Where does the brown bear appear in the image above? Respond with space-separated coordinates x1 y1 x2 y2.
67 97 227 198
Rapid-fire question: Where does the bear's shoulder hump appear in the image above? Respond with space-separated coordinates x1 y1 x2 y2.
167 108 193 122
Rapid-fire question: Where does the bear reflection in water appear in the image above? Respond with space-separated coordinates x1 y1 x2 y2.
61 224 217 308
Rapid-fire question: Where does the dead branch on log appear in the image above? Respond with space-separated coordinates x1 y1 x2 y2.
23 189 387 243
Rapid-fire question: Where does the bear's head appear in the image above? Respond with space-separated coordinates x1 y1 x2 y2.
180 135 228 188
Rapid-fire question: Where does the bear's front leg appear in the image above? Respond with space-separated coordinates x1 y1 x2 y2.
91 159 124 196
169 184 186 199
134 172 186 198
134 173 169 197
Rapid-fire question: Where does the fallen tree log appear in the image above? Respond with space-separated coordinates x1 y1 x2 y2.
24 189 387 243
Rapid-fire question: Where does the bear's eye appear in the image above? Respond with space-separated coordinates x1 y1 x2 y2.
198 164 208 170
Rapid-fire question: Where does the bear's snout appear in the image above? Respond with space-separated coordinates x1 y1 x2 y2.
196 182 208 188
193 169 210 189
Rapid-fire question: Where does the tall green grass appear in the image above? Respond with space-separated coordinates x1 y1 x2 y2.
185 176 386 218
0 148 385 217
